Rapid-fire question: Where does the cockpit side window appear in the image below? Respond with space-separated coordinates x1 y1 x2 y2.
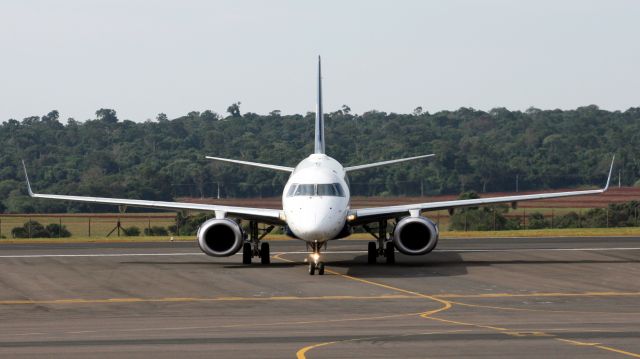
286 184 298 197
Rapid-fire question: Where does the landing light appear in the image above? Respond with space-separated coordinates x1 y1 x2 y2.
347 214 356 222
311 253 320 261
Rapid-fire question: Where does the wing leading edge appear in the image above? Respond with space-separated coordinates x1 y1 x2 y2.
351 156 615 223
21 161 284 224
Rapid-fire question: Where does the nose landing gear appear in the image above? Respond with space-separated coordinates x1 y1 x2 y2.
307 241 325 275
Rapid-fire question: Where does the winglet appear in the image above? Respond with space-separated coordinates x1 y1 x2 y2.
603 155 615 191
21 160 35 197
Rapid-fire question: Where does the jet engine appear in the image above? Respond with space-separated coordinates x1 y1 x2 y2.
197 218 244 257
392 216 439 255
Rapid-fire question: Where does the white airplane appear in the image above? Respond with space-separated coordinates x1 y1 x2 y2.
23 57 614 275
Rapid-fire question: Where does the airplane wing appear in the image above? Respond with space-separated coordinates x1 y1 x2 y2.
350 156 615 224
22 162 284 224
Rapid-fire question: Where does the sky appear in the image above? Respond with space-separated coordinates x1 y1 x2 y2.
1 0 639 122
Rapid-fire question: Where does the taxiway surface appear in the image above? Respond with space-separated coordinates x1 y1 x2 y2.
1 237 639 358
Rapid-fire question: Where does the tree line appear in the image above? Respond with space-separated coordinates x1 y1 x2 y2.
1 104 639 213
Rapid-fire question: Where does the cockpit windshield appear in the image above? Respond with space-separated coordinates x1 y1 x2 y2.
287 183 345 197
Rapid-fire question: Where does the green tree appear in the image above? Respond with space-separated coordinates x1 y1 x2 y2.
227 102 242 118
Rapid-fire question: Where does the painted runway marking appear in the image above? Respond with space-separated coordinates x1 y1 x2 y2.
557 339 640 358
296 329 471 359
274 252 640 359
0 294 417 305
0 246 638 259
1 291 638 306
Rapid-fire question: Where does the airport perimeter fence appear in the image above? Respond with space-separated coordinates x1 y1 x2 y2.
0 214 177 239
1 206 639 239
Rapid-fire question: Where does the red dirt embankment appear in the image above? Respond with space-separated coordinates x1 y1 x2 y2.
179 187 640 209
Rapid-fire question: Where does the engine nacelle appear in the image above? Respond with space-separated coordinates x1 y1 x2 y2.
197 218 244 257
392 216 439 255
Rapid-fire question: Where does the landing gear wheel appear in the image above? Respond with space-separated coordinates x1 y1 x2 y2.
260 242 270 265
317 262 325 275
242 243 252 264
385 242 395 264
308 262 316 275
367 242 377 264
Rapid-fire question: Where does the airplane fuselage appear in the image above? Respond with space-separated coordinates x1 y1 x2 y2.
282 154 350 242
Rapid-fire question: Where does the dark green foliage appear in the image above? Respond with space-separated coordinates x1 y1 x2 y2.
2 106 639 213
606 201 640 227
169 212 210 235
449 191 513 230
527 212 549 229
45 223 71 237
582 208 608 228
556 211 581 228
144 226 169 236
122 226 141 236
11 220 71 238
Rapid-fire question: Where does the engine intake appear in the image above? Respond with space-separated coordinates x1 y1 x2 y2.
197 218 244 257
393 216 439 255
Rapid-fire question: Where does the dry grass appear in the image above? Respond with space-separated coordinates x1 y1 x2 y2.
2 210 639 243
0 214 175 239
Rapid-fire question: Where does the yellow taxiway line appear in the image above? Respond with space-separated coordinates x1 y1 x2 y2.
272 253 640 359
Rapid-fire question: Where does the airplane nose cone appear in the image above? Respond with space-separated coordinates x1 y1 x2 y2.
288 204 345 241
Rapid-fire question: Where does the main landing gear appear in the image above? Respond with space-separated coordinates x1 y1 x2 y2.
364 220 395 264
307 241 325 275
242 221 274 265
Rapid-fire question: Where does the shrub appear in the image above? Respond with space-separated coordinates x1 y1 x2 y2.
556 212 581 228
527 212 548 229
144 226 169 236
122 226 141 236
582 208 607 228
45 223 71 237
169 212 210 236
11 220 72 238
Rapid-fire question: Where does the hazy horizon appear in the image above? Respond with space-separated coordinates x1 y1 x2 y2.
2 0 639 122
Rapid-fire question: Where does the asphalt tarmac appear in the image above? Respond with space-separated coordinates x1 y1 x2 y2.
0 236 639 358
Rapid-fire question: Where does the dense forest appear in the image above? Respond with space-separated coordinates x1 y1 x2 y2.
1 105 639 213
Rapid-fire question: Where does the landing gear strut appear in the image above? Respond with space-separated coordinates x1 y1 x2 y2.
364 220 395 264
242 221 274 265
307 241 325 275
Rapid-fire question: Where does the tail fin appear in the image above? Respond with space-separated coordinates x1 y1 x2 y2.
314 56 325 154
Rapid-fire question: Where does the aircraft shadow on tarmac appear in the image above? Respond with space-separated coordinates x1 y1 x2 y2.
120 251 638 278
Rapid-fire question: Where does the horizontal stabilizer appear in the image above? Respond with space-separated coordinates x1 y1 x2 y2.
205 156 294 172
345 154 435 172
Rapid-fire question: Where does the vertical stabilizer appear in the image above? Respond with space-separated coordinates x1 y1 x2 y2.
314 56 325 154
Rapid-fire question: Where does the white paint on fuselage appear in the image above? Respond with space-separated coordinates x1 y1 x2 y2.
282 154 350 243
